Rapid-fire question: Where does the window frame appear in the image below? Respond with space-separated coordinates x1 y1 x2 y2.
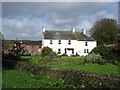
85 42 88 46
68 40 71 45
58 40 61 44
87 49 89 53
58 49 61 54
50 40 53 44
84 49 86 53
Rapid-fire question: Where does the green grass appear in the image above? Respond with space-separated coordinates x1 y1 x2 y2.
20 56 119 76
51 65 120 76
20 56 85 65
3 68 74 88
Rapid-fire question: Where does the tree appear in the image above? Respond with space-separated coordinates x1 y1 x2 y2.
90 18 119 45
9 41 25 56
41 47 57 57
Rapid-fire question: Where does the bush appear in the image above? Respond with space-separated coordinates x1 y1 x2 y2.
84 52 103 64
41 47 57 57
61 53 68 56
91 46 120 61
3 53 20 61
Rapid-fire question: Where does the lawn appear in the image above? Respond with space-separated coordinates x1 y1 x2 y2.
51 65 120 76
20 56 119 76
2 68 74 88
20 56 85 65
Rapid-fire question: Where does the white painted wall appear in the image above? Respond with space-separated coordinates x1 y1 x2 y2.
42 39 97 56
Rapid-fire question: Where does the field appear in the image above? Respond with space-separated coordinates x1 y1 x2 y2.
20 56 120 76
20 56 85 65
2 68 74 88
52 65 120 75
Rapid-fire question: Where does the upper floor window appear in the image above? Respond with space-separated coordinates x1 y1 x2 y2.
58 40 61 44
50 40 53 44
85 42 88 46
68 40 71 45
58 49 61 54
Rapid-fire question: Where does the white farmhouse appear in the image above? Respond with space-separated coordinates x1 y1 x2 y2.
42 27 97 56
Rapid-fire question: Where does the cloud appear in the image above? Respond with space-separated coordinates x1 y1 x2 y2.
2 2 117 40
2 18 54 40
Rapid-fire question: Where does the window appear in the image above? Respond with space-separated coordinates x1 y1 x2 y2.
85 42 88 46
65 49 67 54
68 40 71 45
50 40 53 44
58 40 61 44
84 49 86 53
84 49 89 53
87 49 89 53
58 49 61 54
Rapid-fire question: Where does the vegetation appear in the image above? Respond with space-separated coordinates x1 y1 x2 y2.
90 18 119 45
3 41 26 61
41 46 57 57
20 56 85 65
20 56 120 76
84 52 103 64
52 65 120 76
3 68 74 88
90 46 120 65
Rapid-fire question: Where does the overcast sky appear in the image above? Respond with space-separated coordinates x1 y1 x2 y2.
2 1 118 40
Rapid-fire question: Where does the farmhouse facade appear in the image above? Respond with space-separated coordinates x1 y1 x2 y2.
42 28 97 56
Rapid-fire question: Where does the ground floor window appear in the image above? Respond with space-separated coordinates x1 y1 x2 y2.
65 49 67 53
58 49 61 54
84 49 89 53
87 49 89 53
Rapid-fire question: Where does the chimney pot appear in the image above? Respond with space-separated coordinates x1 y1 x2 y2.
82 29 86 35
72 28 75 33
42 27 45 32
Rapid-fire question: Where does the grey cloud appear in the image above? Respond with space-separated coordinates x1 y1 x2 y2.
2 2 117 40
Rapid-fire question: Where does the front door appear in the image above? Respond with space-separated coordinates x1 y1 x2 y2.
66 48 74 56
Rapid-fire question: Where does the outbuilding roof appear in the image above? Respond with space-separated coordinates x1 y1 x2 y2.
43 30 95 41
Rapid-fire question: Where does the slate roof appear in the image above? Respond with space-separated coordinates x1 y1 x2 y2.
43 30 95 41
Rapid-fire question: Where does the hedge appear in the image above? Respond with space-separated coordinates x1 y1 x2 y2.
90 46 120 62
3 59 120 88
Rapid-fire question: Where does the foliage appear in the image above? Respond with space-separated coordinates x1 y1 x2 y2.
9 41 25 56
41 47 57 57
90 18 119 45
3 53 20 60
3 60 120 88
91 46 120 64
75 52 80 56
3 68 75 88
61 53 68 56
2 41 26 61
84 52 102 64
84 52 108 65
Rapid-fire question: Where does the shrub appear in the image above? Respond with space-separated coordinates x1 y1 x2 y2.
41 47 57 57
90 46 120 64
75 53 79 56
84 52 103 64
61 53 68 56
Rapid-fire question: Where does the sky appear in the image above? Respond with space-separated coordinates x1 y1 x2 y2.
1 1 118 40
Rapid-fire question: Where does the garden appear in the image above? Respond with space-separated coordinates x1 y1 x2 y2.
2 46 120 88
